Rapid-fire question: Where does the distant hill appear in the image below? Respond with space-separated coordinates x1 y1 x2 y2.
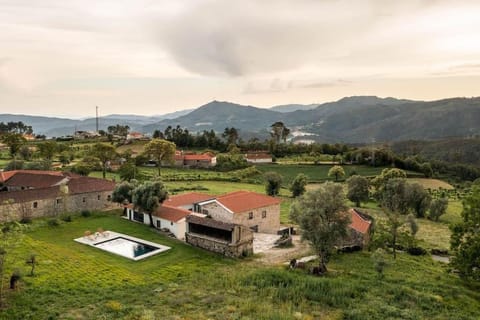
3 96 480 142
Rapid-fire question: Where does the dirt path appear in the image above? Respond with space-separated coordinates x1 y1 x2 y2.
256 235 312 265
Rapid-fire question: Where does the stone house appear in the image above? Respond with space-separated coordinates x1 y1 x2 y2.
185 215 253 258
337 208 373 250
195 191 281 234
0 170 115 221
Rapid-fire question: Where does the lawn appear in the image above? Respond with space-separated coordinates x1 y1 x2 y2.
2 211 479 319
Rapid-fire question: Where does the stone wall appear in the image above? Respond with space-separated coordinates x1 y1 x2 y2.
233 204 280 234
0 190 114 222
186 232 253 258
200 201 233 223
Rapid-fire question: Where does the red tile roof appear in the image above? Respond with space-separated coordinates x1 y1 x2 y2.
245 153 272 160
216 191 281 213
349 208 372 234
165 192 214 207
183 154 213 161
5 172 67 188
154 204 190 222
67 177 115 194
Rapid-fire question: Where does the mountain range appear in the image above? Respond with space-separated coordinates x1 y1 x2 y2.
2 96 479 143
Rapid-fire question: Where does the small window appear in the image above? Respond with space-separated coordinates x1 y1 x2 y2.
248 212 253 220
82 197 86 203
170 221 174 226
56 198 62 205
97 195 101 200
262 210 267 218
202 209 209 215
107 195 111 201
33 202 38 209
157 220 161 228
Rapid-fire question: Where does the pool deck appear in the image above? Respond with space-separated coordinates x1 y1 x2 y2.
74 231 171 261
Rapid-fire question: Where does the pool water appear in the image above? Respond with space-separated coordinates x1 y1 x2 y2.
95 237 159 259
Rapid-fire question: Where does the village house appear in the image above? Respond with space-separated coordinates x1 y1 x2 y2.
244 152 273 164
0 170 115 221
126 131 146 141
173 151 216 168
195 191 281 234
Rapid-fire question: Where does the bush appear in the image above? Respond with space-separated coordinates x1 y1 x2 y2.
61 215 72 222
20 217 32 224
81 210 91 217
407 247 427 256
47 218 60 227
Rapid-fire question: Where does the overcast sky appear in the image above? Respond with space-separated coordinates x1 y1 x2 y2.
1 0 480 118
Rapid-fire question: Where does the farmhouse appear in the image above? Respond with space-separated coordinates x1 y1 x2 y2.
0 170 115 221
126 190 281 244
245 152 272 164
173 151 216 168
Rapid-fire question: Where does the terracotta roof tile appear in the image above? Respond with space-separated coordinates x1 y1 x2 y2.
183 154 213 161
5 172 66 188
67 177 115 194
349 208 372 234
154 204 190 222
0 186 61 203
165 192 214 207
216 191 281 213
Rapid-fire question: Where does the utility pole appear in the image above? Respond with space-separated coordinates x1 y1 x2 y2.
96 106 99 133
371 138 376 167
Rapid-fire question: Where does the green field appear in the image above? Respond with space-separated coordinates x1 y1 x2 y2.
1 212 479 319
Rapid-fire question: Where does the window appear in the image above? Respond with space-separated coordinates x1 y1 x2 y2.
157 220 161 228
33 202 38 209
56 198 62 205
262 210 267 218
248 212 253 220
170 221 174 226
82 197 86 203
202 209 209 215
97 195 101 200
107 195 111 201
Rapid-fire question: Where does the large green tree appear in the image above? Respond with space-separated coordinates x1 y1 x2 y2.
450 186 480 280
429 198 448 222
112 180 137 215
290 182 350 273
328 165 345 182
143 139 176 176
346 175 369 207
37 141 58 161
406 183 431 218
132 180 168 228
90 143 117 179
264 171 283 197
290 173 308 198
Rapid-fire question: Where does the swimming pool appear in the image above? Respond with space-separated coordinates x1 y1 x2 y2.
75 231 170 261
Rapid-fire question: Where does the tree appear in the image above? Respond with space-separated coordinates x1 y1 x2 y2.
1 133 26 158
222 127 239 145
420 162 433 178
328 165 345 182
112 181 137 215
270 122 290 144
118 162 143 181
450 186 480 280
429 198 448 221
290 173 308 197
346 175 369 207
90 143 117 179
107 124 130 140
37 141 58 161
290 182 350 273
152 130 164 139
143 139 176 176
380 178 410 214
406 183 431 218
264 171 283 196
132 180 168 228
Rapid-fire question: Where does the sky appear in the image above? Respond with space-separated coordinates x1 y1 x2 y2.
1 0 480 118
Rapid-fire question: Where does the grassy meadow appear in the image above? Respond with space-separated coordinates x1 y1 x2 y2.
1 211 479 319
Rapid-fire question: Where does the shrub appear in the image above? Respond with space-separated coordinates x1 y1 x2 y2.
61 215 72 222
81 210 91 217
47 218 60 227
20 217 32 224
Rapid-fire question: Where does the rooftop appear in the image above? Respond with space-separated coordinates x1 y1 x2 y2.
165 192 214 207
216 190 281 213
349 208 372 234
